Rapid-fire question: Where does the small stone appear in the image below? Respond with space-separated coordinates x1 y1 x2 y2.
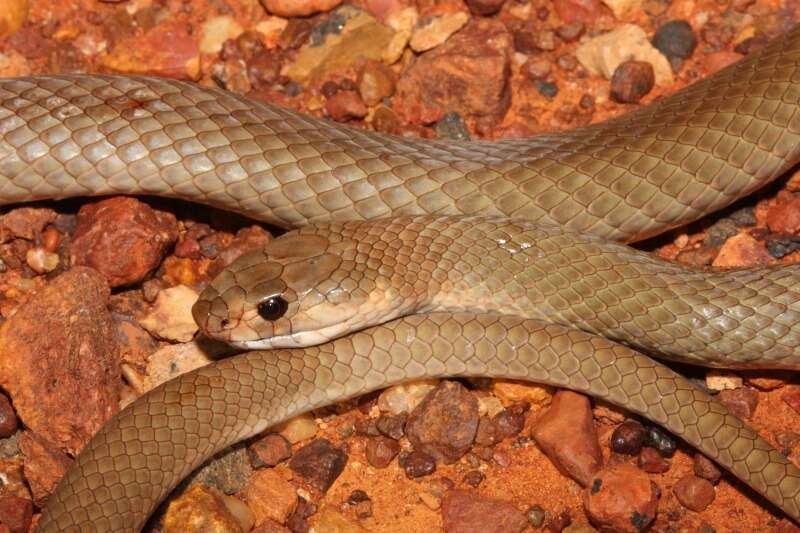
599 0 638 19
239 469 297 526
644 426 676 458
527 504 546 527
705 371 743 392
24 248 59 274
313 507 366 531
536 80 558 98
767 195 800 235
405 381 479 464
403 450 436 478
261 0 342 17
704 218 738 247
102 21 200 79
365 436 400 468
744 372 790 391
354 418 380 437
249 433 292 468
494 402 528 439
466 0 506 16
0 0 27 39
463 470 485 487
610 61 654 103
610 420 646 455
637 447 670 474
139 285 199 342
767 237 800 259
556 54 578 71
652 20 697 68
285 497 317 533
409 12 470 53
556 22 585 42
378 380 438 414
188 444 253 496
200 16 244 54
492 380 553 409
673 475 715 512
545 509 573 531
69 197 179 288
693 454 722 484
0 496 32 533
553 0 603 25
18 432 69 506
717 388 759 420
275 413 318 444
375 413 406 440
585 464 657 533
143 340 228 392
0 394 18 438
435 112 471 141
524 58 552 81
475 417 502 447
419 491 441 510
357 60 396 106
289 438 347 494
372 106 401 134
164 485 242 533
441 490 528 533
531 391 603 487
326 91 367 121
712 233 771 268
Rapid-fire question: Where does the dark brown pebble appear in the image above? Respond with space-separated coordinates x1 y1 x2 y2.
610 60 654 104
463 470 485 487
673 475 715 512
556 22 585 41
247 50 283 89
494 402 528 439
248 433 292 468
403 450 436 478
288 438 347 494
693 454 722 484
644 425 676 457
372 106 401 134
285 496 317 533
354 418 380 437
717 387 759 420
348 489 370 503
0 393 18 438
637 446 670 473
375 413 406 440
610 420 645 455
652 20 697 62
465 0 506 16
365 436 400 469
0 496 32 533
320 80 339 97
475 417 502 447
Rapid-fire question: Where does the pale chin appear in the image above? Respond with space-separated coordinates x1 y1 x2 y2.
227 323 349 350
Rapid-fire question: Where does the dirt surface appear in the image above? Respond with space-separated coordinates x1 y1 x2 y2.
1 0 800 532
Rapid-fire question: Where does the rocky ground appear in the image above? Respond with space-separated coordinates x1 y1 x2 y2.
1 0 800 531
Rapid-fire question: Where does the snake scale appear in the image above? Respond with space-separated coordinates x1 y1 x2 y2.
0 19 795 533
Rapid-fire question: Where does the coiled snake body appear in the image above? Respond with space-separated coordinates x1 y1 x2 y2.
0 22 798 532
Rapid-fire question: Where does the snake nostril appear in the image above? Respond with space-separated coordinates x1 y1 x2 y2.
220 318 230 328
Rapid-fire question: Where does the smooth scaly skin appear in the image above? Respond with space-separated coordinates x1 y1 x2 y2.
0 21 792 532
37 315 800 532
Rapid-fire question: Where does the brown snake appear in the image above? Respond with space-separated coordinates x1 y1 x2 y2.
0 20 793 532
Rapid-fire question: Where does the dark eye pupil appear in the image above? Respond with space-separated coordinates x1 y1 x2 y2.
257 296 288 321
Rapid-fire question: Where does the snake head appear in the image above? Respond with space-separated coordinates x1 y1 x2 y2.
192 230 410 349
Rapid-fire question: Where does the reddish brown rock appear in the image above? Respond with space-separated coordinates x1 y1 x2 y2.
693 454 722 484
164 485 243 532
18 431 71 506
326 91 368 122
782 388 800 414
553 0 605 25
494 402 528 439
637 446 670 474
70 197 179 287
610 61 655 104
717 387 759 420
712 233 771 267
0 459 30 500
248 433 292 468
207 225 272 279
466 0 506 15
102 21 200 79
357 60 396 106
0 268 119 455
375 413 406 440
0 208 56 241
0 496 32 533
0 393 18 438
405 381 479 464
403 450 436 478
289 438 347 494
239 469 297 526
394 19 512 130
610 420 645 455
767 195 800 234
261 0 341 17
585 464 658 532
441 490 527 533
673 475 715 512
531 391 603 487
365 436 400 468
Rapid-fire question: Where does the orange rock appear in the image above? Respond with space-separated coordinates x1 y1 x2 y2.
164 485 243 533
239 469 298 526
441 490 527 533
102 21 200 79
712 233 770 267
261 0 342 17
0 0 27 40
18 432 70 506
767 195 800 234
584 463 658 532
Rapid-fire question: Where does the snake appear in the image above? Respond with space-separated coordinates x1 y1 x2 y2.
0 18 791 532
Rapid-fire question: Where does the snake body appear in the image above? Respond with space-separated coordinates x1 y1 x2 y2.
0 20 793 533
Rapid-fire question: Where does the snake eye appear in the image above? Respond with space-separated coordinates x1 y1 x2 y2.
257 296 288 321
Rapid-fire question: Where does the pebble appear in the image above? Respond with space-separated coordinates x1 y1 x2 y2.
717 387 759 420
409 12 470 53
475 417 502 447
326 90 368 121
377 380 438 414
705 371 743 392
494 402 528 439
163 485 243 533
275 413 318 444
610 61 654 103
527 504 546 527
599 0 638 19
576 24 673 85
405 381 479 464
673 475 715 512
402 450 436 478
463 470 485 487
357 60 396 106
289 438 347 494
0 207 56 241
285 497 317 532
189 444 253 496
652 20 697 71
24 248 59 274
0 394 17 439
239 468 297 526
585 464 657 533
365 436 400 468
553 0 604 25
0 495 32 533
142 340 227 392
531 391 603 487
524 58 552 81
744 372 791 391
767 237 800 259
712 233 771 268
312 508 366 532
536 80 559 98
693 454 722 484
478 396 505 418
767 194 800 234
371 105 402 134
637 446 670 473
248 433 292 468
545 509 573 531
139 285 199 343
466 0 506 16
556 54 578 71
261 0 342 17
493 381 552 408
375 413 406 440
644 426 677 458
0 0 28 39
556 22 585 42
419 490 442 510
200 16 244 54
610 420 646 455
70 197 178 288
435 112 471 141
441 490 528 533
704 218 738 247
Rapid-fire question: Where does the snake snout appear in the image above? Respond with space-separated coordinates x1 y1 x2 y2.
192 294 240 341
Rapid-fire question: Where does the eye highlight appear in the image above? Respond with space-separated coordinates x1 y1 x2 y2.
257 296 288 321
